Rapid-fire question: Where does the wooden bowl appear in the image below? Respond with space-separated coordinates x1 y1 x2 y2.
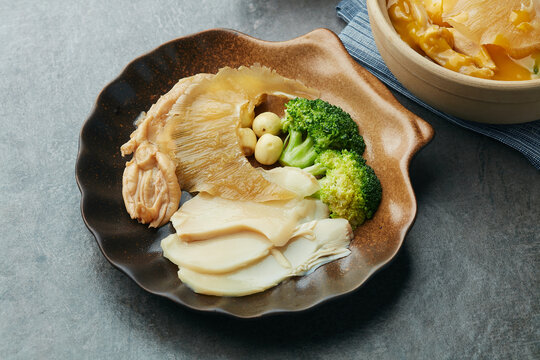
367 0 540 124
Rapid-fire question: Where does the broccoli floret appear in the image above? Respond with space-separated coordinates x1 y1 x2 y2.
278 98 381 228
279 98 365 168
304 150 382 229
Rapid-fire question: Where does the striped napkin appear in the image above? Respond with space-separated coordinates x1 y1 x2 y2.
336 0 540 169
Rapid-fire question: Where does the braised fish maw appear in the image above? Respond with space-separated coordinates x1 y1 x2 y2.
157 65 319 201
121 65 319 227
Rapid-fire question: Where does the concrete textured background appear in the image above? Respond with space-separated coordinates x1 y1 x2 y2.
0 0 538 359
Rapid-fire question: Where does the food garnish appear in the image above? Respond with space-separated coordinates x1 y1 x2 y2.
279 98 380 228
304 150 382 229
254 133 283 165
279 98 366 168
252 112 282 137
237 128 257 156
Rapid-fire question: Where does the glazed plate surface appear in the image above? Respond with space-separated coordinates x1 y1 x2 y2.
76 28 433 318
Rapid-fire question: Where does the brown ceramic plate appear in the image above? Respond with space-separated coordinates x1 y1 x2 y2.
76 28 433 318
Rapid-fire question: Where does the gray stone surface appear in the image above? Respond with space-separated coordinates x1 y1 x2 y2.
0 0 538 359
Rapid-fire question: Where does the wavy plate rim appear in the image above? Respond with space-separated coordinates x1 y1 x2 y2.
76 28 434 318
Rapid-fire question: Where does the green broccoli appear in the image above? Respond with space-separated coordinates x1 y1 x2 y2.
279 98 366 168
304 150 382 228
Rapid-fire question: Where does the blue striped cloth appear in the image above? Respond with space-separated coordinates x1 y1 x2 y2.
337 0 540 169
